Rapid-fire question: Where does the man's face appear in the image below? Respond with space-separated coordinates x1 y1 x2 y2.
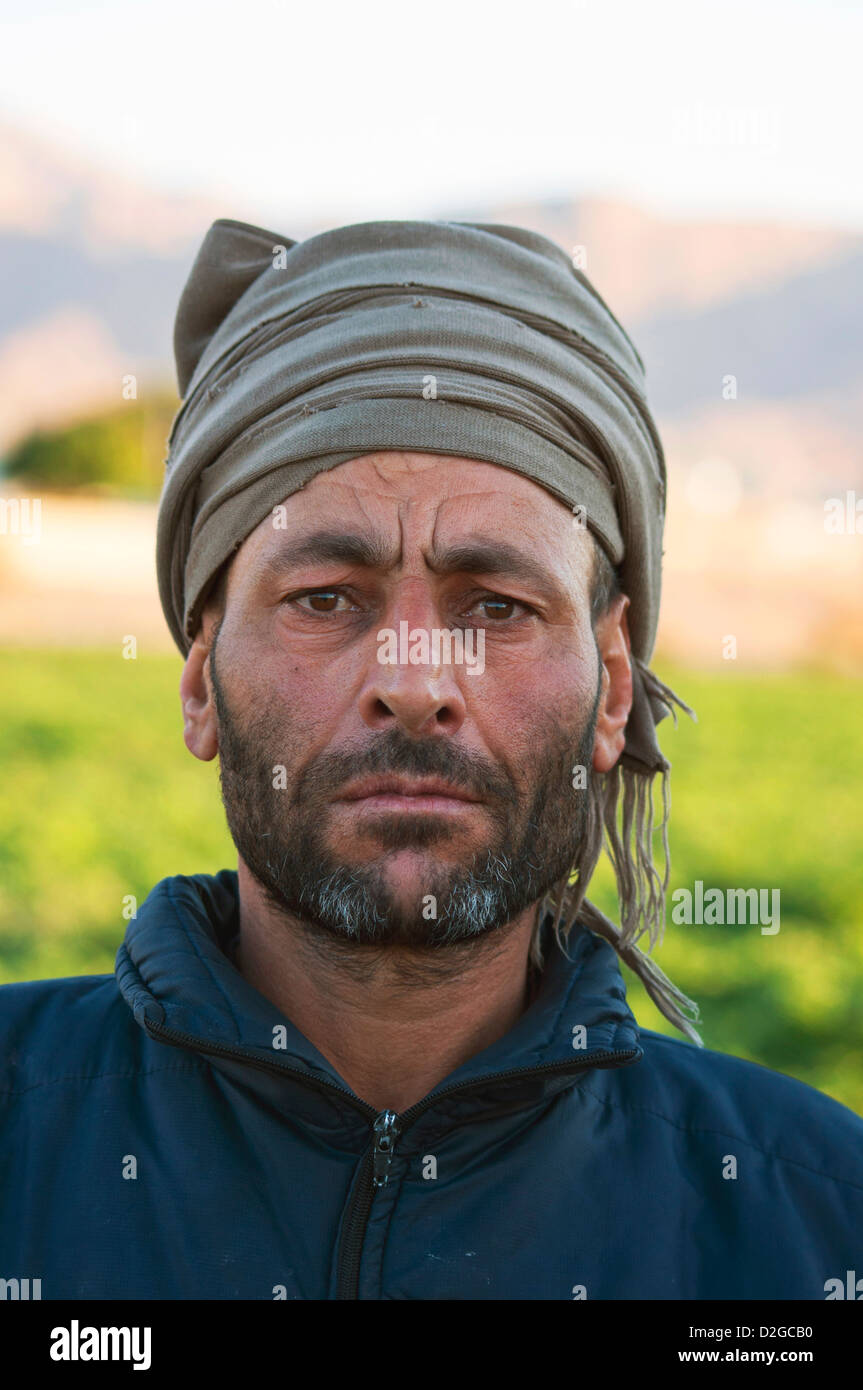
190 452 618 948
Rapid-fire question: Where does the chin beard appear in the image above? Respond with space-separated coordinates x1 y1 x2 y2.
210 641 600 950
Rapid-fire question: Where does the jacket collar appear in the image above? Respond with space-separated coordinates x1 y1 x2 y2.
117 870 643 1119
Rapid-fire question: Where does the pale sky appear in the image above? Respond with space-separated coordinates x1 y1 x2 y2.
1 0 862 228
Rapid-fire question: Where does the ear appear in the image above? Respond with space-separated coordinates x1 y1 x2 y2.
179 616 221 762
592 593 633 774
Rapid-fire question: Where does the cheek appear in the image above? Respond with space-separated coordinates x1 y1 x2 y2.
261 663 346 745
218 621 347 752
468 640 600 760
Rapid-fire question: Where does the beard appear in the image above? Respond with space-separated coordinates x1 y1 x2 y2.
209 637 601 951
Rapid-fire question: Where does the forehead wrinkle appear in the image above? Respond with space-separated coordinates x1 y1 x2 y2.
249 474 581 601
252 525 574 612
431 477 582 558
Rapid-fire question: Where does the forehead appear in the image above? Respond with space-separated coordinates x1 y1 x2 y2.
245 451 586 558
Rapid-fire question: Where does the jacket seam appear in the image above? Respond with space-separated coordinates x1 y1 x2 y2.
577 1080 863 1196
0 1060 208 1098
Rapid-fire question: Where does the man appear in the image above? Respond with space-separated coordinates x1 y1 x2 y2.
1 219 860 1300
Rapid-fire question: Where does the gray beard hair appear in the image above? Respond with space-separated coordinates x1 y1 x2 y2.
298 847 531 946
210 637 601 951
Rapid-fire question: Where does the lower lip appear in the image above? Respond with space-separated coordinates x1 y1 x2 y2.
340 794 478 813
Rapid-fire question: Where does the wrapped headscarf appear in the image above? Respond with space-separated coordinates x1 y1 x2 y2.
158 217 687 774
157 216 700 1040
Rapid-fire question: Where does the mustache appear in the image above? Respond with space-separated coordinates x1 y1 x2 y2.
210 637 503 801
295 730 513 804
209 636 593 811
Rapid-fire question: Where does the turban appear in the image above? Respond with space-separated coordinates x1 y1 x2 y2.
157 217 688 775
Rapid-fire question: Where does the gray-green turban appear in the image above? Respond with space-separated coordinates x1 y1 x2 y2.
157 217 687 775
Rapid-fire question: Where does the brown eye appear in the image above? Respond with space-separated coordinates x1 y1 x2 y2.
297 591 346 613
478 598 520 620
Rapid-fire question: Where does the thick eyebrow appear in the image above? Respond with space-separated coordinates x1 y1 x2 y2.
255 529 393 581
426 538 567 603
256 527 568 602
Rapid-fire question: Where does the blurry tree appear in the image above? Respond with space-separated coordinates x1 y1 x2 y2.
3 391 179 498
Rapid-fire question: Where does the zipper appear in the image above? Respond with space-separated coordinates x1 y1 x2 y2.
142 1014 637 1300
371 1110 402 1187
335 1046 637 1299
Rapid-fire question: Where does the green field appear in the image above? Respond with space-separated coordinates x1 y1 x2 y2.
1 649 861 1114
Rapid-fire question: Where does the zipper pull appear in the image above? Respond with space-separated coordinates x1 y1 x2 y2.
371 1109 401 1187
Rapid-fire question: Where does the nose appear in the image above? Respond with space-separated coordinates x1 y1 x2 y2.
356 595 469 738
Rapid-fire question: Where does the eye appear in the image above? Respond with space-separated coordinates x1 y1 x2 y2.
286 588 534 621
292 589 358 614
467 594 533 622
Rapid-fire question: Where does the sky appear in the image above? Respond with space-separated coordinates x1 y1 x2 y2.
1 0 862 227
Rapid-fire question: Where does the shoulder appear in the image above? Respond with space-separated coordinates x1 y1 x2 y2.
586 1027 863 1195
0 972 150 1097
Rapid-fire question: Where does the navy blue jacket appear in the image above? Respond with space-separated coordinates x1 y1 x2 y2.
1 870 861 1300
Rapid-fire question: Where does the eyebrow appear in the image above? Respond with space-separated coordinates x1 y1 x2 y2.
256 528 568 602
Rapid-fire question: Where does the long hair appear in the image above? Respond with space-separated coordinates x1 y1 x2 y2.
532 551 703 1045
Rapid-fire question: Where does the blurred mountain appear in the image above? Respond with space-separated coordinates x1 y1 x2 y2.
0 117 228 253
1 118 862 503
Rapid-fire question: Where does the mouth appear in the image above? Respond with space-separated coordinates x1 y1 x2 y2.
335 776 482 814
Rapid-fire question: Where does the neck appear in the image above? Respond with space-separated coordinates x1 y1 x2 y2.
234 860 542 1113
